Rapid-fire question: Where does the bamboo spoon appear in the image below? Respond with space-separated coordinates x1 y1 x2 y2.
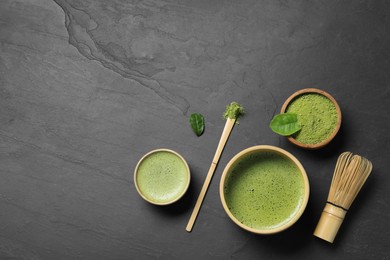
186 102 244 232
314 152 373 243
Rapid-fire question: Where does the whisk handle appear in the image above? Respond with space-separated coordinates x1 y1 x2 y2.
313 203 347 243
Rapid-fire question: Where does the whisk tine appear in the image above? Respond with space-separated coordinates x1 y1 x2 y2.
347 157 372 208
339 155 361 208
314 152 373 243
328 152 352 204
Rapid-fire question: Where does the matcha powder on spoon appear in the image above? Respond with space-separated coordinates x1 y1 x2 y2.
223 102 245 122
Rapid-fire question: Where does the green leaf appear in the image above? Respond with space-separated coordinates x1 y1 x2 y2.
189 113 205 137
269 113 301 136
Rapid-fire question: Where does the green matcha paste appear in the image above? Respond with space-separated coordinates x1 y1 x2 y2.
224 151 305 230
136 151 188 203
286 93 338 144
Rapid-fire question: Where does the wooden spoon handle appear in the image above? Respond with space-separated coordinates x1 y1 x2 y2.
186 118 236 232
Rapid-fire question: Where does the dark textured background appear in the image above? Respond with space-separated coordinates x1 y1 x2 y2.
1 0 389 259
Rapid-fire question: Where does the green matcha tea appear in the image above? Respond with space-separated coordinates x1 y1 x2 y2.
286 93 338 144
224 151 305 230
136 150 189 204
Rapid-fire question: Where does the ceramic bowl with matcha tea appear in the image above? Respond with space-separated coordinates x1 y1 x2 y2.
281 88 342 149
134 149 190 205
220 145 309 234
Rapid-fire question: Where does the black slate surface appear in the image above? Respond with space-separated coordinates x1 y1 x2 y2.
1 0 389 259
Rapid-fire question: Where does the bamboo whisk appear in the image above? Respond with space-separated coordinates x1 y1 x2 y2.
314 152 373 243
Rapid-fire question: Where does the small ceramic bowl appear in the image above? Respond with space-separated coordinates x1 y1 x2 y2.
134 149 190 205
220 145 309 234
281 88 342 149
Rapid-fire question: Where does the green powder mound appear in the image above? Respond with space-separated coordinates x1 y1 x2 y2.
224 151 305 230
286 93 338 144
223 102 245 121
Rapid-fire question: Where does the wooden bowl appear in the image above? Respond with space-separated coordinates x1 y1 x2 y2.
281 88 342 149
220 145 309 234
134 149 190 205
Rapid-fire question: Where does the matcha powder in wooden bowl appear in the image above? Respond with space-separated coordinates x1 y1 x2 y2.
285 93 339 145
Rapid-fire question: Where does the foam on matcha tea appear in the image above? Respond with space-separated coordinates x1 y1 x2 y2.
136 151 189 204
224 151 305 230
286 93 338 144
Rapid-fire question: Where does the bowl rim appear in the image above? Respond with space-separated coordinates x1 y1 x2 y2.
219 145 310 234
280 88 342 149
134 148 190 206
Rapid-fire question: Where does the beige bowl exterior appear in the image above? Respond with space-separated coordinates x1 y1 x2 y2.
134 149 190 206
281 88 342 149
220 145 310 234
